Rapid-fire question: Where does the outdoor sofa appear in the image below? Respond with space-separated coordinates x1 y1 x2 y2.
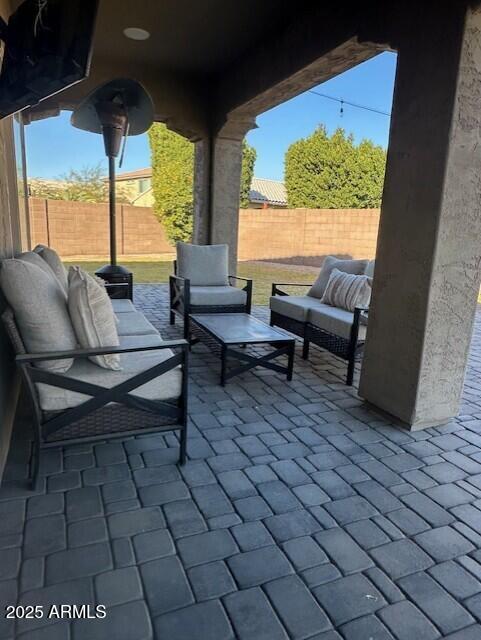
169 242 253 341
1 246 189 489
270 256 375 385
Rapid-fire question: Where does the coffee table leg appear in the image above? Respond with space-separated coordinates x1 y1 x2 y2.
287 342 295 381
221 344 227 386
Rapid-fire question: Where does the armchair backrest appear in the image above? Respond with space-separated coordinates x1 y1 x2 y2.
176 242 229 286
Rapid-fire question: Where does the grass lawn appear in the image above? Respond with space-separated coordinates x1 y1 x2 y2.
64 259 318 306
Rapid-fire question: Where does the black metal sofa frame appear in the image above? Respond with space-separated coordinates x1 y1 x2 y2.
3 308 189 490
169 260 253 341
270 282 367 386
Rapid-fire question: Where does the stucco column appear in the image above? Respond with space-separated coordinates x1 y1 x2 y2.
193 118 255 274
359 3 481 429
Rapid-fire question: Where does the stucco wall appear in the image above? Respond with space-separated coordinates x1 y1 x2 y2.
0 116 21 482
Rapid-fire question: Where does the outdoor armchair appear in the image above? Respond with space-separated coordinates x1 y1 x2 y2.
169 242 253 341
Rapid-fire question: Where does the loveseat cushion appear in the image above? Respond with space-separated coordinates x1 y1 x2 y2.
17 251 67 299
116 311 158 336
0 259 77 372
308 256 369 299
111 299 136 313
177 242 229 286
364 260 376 279
270 295 323 323
36 334 182 412
68 266 121 371
34 245 69 295
190 285 247 307
308 304 367 341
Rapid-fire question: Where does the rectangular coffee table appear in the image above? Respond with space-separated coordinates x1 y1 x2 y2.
189 313 295 385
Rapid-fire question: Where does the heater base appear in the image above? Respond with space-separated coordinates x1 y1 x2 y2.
95 264 133 300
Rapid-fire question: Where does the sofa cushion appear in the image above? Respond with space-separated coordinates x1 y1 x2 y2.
321 268 372 312
308 304 367 341
116 311 158 336
270 295 323 323
177 242 229 286
68 266 121 371
36 334 182 412
111 299 136 313
190 285 247 307
0 259 77 372
308 256 369 299
364 260 376 279
34 245 69 295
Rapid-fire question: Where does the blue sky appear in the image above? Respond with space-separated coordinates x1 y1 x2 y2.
25 51 397 182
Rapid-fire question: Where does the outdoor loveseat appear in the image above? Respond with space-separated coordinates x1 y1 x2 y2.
270 256 375 385
1 246 189 489
169 242 253 341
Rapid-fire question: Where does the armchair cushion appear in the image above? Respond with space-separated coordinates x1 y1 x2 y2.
34 244 69 295
270 295 323 323
190 285 247 307
177 242 229 286
0 259 77 372
68 266 121 371
308 256 369 299
308 305 367 341
36 334 182 412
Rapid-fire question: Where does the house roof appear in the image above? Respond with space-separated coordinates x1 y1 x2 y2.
249 177 287 206
115 168 153 181
115 169 287 206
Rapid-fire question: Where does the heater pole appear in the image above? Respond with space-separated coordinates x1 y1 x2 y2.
108 155 117 266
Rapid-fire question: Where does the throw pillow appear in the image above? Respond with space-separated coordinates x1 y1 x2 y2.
177 242 229 286
34 245 69 295
68 266 121 371
0 259 77 372
320 268 372 312
308 256 369 299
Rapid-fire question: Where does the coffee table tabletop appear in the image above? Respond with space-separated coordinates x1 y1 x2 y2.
189 313 293 345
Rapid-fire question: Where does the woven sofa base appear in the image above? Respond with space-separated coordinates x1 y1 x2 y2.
305 323 364 361
270 311 306 338
42 402 181 445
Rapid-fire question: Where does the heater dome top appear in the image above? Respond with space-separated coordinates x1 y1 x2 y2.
70 78 153 136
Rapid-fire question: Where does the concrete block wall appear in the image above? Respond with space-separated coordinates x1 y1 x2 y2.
28 199 380 263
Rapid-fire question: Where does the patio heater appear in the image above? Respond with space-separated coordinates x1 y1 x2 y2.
71 79 154 299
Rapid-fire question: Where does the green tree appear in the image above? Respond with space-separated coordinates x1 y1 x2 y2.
148 123 257 243
284 126 386 208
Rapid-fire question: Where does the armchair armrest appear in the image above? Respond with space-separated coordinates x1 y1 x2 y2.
16 339 189 364
229 275 253 313
271 282 313 297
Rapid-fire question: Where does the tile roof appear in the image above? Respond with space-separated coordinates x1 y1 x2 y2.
249 177 287 206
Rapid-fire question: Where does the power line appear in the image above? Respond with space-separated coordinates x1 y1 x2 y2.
308 89 391 117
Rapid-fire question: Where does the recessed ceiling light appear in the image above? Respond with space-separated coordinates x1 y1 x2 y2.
123 27 150 41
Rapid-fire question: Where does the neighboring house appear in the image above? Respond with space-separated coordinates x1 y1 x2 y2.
114 168 287 208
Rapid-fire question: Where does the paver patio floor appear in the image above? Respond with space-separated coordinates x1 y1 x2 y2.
2 284 481 639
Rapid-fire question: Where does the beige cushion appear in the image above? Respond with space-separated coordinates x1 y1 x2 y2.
308 304 367 341
116 311 158 336
177 242 229 286
36 334 182 412
0 259 77 372
34 245 68 295
111 299 136 313
320 268 372 312
190 285 247 307
68 266 121 371
270 295 323 323
17 251 66 299
308 256 369 299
